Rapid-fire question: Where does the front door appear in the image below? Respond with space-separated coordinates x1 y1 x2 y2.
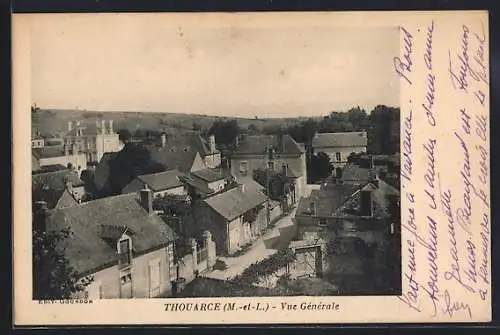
120 272 133 298
148 259 161 298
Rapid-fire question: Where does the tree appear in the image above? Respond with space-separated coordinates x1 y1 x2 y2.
367 105 400 154
247 124 260 135
310 152 334 183
107 143 166 195
117 129 132 143
208 119 239 146
33 207 93 299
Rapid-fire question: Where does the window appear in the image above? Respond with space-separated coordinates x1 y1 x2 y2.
239 161 248 176
267 161 275 171
318 218 328 227
335 152 341 162
120 272 132 284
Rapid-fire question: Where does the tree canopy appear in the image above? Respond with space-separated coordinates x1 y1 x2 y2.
106 143 166 196
208 119 239 146
33 206 93 299
310 152 334 183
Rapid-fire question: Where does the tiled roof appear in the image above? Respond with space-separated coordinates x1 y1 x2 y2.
296 185 360 217
155 132 219 157
92 152 118 192
312 132 368 148
32 169 84 190
233 134 304 155
32 146 66 159
341 165 375 184
146 145 200 173
47 193 178 275
204 186 267 221
55 189 79 209
191 168 225 183
136 169 185 192
237 176 265 193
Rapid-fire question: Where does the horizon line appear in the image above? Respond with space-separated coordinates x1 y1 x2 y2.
34 104 401 120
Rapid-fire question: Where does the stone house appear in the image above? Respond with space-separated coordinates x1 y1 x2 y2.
38 189 216 299
64 120 124 164
230 134 307 199
311 132 367 168
32 145 88 177
197 183 269 255
121 169 187 198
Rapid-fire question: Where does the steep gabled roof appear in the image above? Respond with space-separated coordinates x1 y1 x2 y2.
204 186 267 222
296 185 360 218
146 145 201 173
233 134 304 156
47 193 178 275
312 132 368 148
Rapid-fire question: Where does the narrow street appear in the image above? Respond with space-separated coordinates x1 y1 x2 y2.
203 207 298 281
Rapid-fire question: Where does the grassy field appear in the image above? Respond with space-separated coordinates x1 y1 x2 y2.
31 109 315 136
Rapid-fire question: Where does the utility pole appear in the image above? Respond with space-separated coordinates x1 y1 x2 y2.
264 144 276 227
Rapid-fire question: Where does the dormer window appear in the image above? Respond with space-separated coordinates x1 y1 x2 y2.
118 236 132 269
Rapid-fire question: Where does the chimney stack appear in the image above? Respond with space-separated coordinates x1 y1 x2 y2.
282 164 288 177
360 190 373 217
109 120 114 134
209 135 216 153
239 183 245 193
101 120 106 134
161 133 167 148
68 121 73 132
234 135 239 149
140 186 153 214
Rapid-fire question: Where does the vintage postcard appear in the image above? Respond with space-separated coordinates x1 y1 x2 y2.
13 11 491 325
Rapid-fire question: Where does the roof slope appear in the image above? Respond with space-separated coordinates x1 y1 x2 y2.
233 134 304 155
47 194 177 274
296 185 360 217
191 168 225 183
146 145 201 173
312 132 368 148
136 169 185 192
32 146 66 159
32 169 84 189
204 186 267 221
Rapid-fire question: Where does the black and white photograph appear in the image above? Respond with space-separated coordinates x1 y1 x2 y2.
29 15 403 301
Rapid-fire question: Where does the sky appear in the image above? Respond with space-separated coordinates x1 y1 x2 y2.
30 14 400 118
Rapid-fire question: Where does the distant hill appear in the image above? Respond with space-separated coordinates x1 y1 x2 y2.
31 109 316 136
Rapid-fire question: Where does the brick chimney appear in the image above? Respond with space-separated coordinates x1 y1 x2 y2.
360 190 373 217
109 120 114 134
239 183 245 193
209 135 216 153
101 120 106 134
140 186 153 214
68 121 73 132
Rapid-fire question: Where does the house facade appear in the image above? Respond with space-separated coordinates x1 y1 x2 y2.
312 132 367 168
64 120 123 164
295 174 400 246
33 145 88 177
198 184 268 255
40 189 217 299
230 134 307 198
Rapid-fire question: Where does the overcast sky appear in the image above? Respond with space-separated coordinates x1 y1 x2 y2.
30 14 400 118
